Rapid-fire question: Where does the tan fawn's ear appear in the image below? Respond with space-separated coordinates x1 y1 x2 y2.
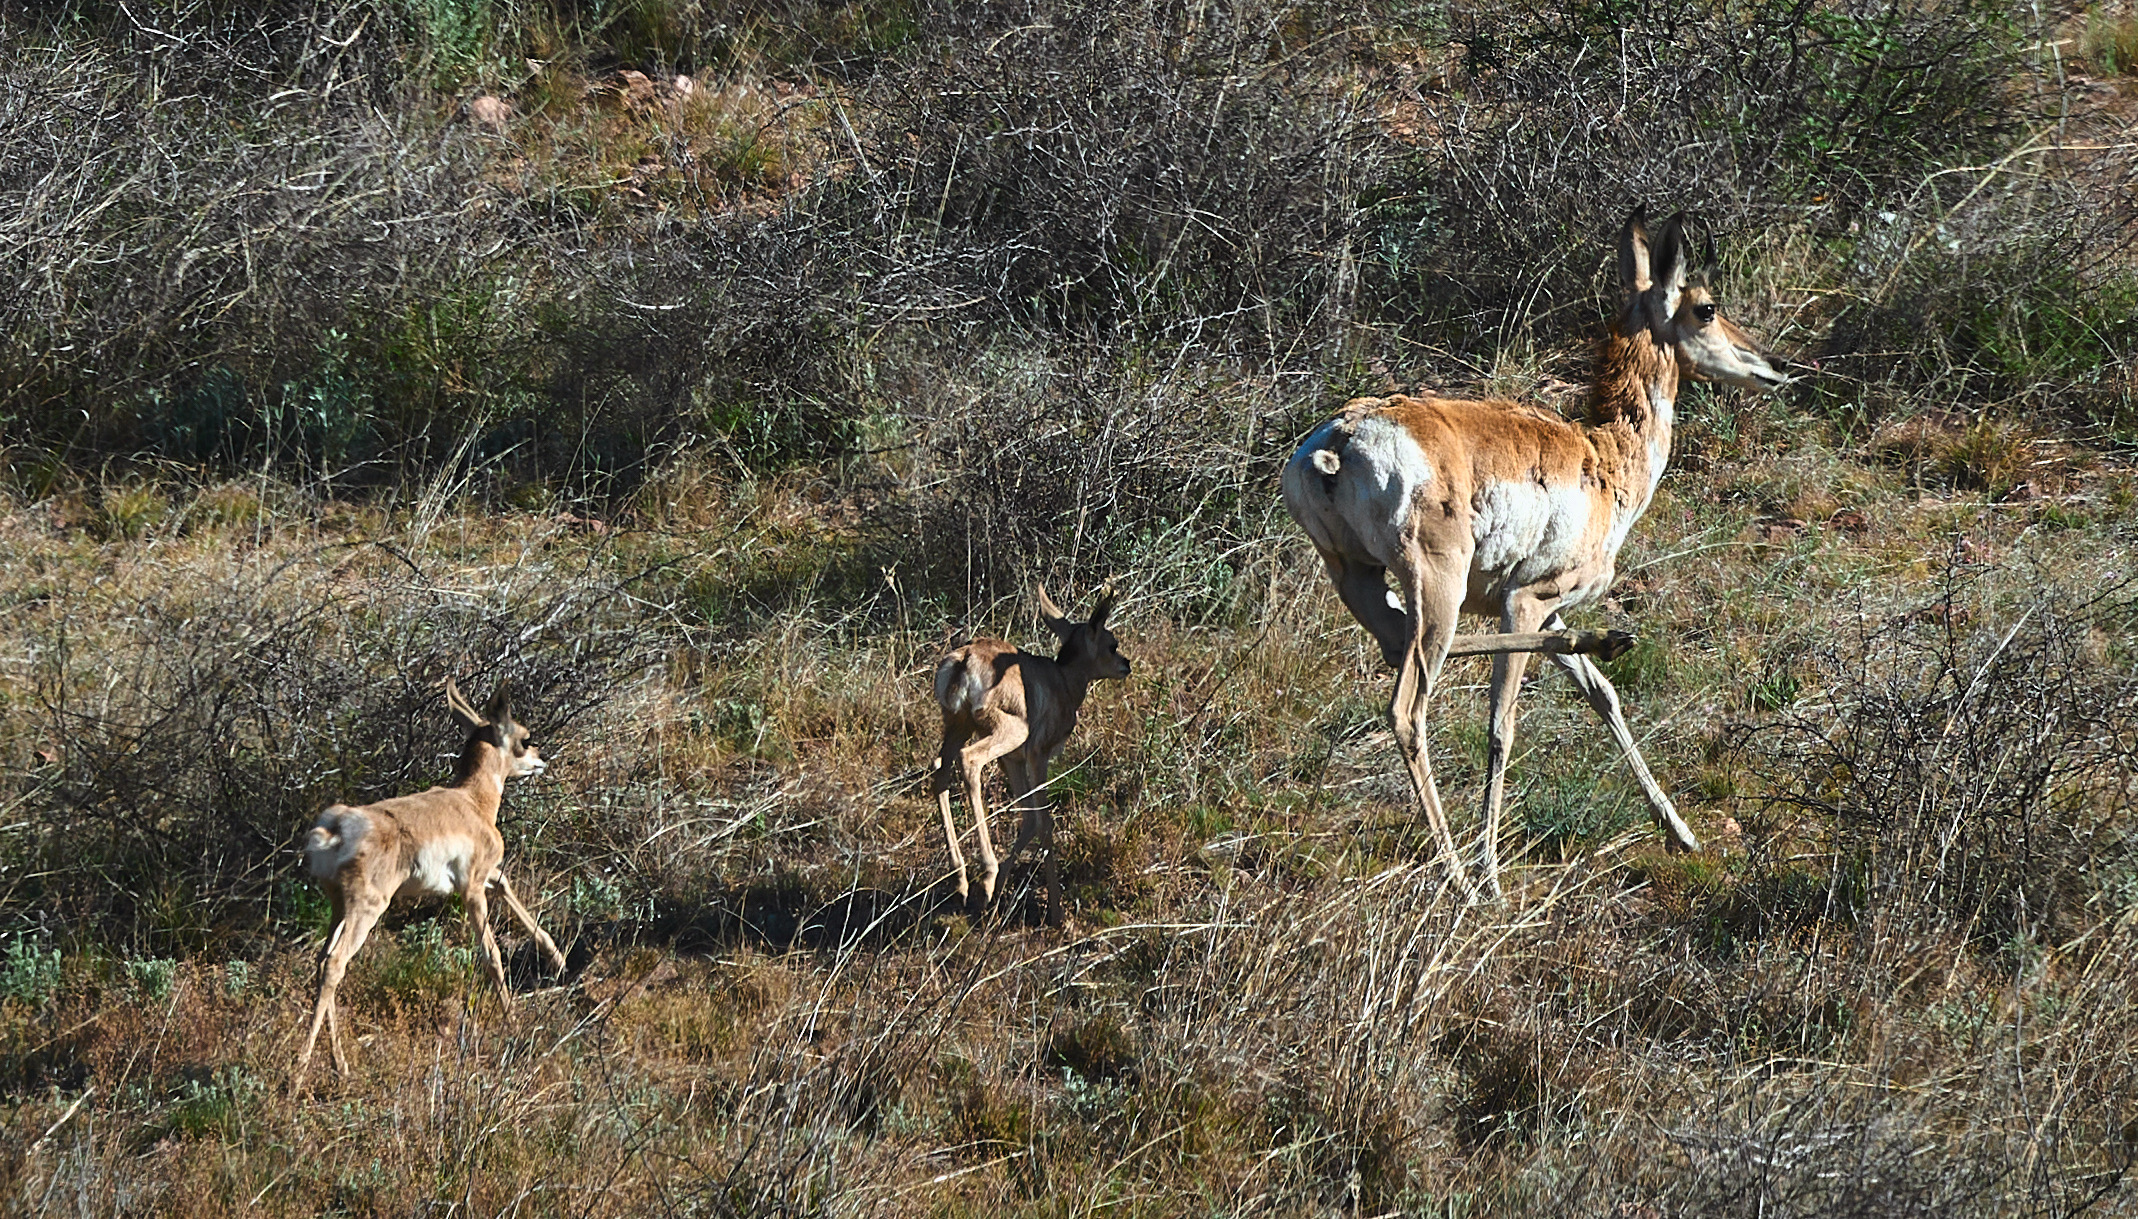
444 677 488 732
1036 582 1073 639
1619 204 1652 295
1088 585 1118 631
1652 211 1691 315
483 682 514 731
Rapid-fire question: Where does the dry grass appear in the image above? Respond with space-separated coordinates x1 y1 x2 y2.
0 426 2130 1213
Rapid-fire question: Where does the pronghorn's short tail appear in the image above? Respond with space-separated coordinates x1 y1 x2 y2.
303 806 370 879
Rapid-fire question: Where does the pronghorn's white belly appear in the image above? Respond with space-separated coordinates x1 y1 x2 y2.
401 835 478 898
1467 479 1598 600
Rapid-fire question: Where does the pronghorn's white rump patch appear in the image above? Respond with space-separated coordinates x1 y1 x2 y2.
303 806 370 879
1282 413 1433 570
934 656 985 717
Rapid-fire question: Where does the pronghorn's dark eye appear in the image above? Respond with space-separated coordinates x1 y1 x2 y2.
1696 302 1718 324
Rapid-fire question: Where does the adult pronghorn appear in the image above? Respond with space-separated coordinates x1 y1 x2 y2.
1283 208 1788 899
292 679 567 1090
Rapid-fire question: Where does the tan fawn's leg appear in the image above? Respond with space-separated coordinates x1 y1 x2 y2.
490 871 567 973
1541 613 1701 853
1387 546 1474 899
1478 592 1556 899
463 883 513 1014
934 720 974 901
294 888 388 1092
961 715 1030 907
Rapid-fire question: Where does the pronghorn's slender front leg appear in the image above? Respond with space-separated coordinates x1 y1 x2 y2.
1542 613 1701 853
489 872 567 974
464 881 512 1013
1478 594 1557 899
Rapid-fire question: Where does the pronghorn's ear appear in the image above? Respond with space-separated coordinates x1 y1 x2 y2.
1653 211 1691 314
444 677 487 732
483 682 514 729
1036 582 1073 639
1088 585 1117 631
1618 205 1652 294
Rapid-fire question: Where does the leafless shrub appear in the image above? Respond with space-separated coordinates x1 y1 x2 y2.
1362 0 2076 361
1733 577 2138 944
854 0 1376 340
7 542 665 948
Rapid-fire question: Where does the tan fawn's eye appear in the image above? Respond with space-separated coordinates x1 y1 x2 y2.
1696 302 1717 325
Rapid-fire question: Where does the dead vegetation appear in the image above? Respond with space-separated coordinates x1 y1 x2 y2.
2 0 2138 1214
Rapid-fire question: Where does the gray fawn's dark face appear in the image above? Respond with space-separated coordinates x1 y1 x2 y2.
1073 623 1133 680
1038 585 1131 680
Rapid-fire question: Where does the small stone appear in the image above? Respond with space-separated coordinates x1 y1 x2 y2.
469 94 512 130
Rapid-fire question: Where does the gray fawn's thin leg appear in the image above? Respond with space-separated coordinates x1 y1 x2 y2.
961 717 1029 905
934 723 972 900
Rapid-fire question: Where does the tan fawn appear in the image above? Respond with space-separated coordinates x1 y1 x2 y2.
292 679 566 1090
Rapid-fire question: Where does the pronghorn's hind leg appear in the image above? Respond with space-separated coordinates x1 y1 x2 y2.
1323 551 1412 670
1386 545 1474 897
1542 615 1701 853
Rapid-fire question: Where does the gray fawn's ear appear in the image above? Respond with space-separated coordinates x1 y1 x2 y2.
1618 204 1652 295
1088 585 1117 631
1036 582 1073 638
444 677 488 733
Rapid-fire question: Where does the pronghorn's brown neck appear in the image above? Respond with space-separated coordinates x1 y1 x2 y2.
1586 315 1678 432
450 737 508 813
